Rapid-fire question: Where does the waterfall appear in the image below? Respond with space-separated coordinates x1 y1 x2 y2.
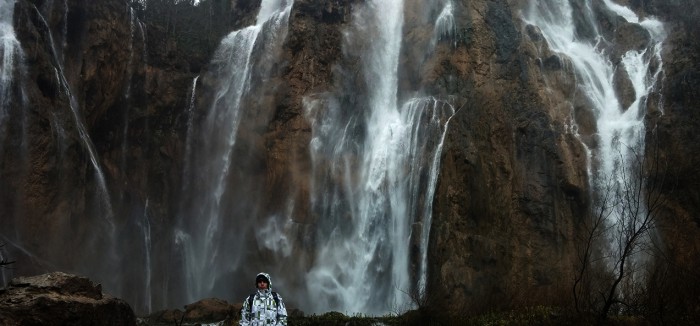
0 0 26 289
304 0 408 313
0 0 21 147
0 4 122 300
6 0 452 314
0 247 8 286
141 199 153 313
303 0 455 314
120 6 136 198
523 0 666 289
33 6 115 227
434 0 456 47
181 75 199 194
60 0 67 53
137 19 147 65
176 0 294 305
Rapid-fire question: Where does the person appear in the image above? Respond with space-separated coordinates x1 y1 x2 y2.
239 272 288 326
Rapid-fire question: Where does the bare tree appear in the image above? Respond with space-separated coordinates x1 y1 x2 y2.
572 178 614 315
572 134 668 321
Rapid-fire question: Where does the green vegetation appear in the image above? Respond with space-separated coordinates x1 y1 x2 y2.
288 311 402 326
284 306 659 326
286 307 566 326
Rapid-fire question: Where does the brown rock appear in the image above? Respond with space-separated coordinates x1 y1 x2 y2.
141 299 246 325
613 65 636 111
0 272 136 326
612 22 651 60
183 297 235 323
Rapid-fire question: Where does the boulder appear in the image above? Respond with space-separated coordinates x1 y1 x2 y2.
183 298 235 323
0 272 137 326
140 298 241 325
138 297 304 325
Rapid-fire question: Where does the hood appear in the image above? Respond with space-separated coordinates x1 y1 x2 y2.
255 272 272 288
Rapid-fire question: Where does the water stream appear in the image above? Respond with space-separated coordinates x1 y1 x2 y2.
0 0 25 287
141 198 153 313
435 0 456 48
523 0 666 289
177 0 294 305
34 5 115 227
121 6 136 188
0 0 462 314
0 0 21 147
303 0 456 314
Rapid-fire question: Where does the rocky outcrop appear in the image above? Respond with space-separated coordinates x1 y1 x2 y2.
139 298 240 325
138 297 304 325
0 272 136 325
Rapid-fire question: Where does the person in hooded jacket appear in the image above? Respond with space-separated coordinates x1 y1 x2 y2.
240 272 288 326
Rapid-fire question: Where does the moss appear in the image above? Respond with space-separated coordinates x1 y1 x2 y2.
288 306 563 326
288 311 402 326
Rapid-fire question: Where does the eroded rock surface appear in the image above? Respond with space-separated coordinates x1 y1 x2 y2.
0 272 136 326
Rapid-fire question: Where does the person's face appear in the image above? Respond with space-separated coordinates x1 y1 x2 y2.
257 279 269 290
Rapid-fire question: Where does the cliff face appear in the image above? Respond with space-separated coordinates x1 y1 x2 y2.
426 0 587 310
9 0 135 272
640 0 700 316
3 0 260 311
425 0 700 314
1 0 698 316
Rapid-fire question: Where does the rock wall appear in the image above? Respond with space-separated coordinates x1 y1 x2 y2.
424 0 700 313
10 0 135 272
638 0 700 318
4 0 248 310
426 0 588 311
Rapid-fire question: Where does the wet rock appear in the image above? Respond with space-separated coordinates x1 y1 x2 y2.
486 0 521 63
182 298 235 323
0 272 137 326
139 298 302 325
140 298 238 326
525 24 543 42
613 65 636 110
542 54 563 71
612 22 651 61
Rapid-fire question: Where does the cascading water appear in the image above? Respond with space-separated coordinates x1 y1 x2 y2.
0 0 21 148
303 0 456 314
0 0 24 287
0 2 121 299
5 0 455 314
181 75 199 194
34 6 115 226
0 248 8 286
523 0 666 289
137 17 147 65
140 198 153 313
121 6 136 189
435 0 456 48
176 0 294 305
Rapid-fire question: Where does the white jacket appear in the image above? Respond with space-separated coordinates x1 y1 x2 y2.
240 273 287 326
